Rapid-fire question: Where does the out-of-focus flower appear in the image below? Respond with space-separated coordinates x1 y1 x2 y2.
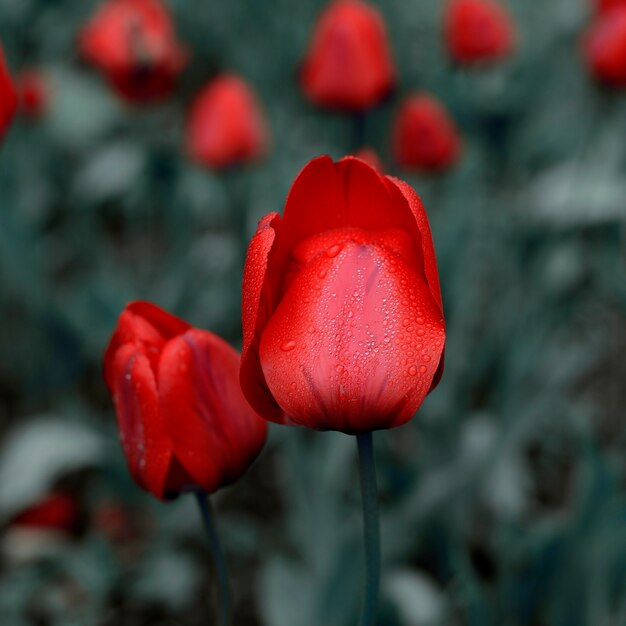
186 74 269 169
444 0 516 65
354 147 384 172
301 0 395 111
241 156 445 433
583 7 626 86
17 70 47 118
0 43 17 140
103 301 267 499
392 93 461 172
9 492 79 532
79 0 187 103
594 0 626 15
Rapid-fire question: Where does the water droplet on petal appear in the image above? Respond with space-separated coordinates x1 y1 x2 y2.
326 243 343 258
281 340 296 352
408 365 418 376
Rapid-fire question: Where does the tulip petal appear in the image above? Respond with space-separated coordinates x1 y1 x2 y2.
241 212 290 423
104 301 190 390
384 178 443 314
259 236 445 433
281 156 424 254
159 329 267 493
110 343 175 498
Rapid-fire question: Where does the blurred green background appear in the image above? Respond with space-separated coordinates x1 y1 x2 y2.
1 0 626 624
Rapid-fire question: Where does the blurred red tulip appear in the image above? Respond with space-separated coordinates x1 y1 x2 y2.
445 0 516 64
392 94 461 172
103 301 267 499
0 43 17 141
241 156 445 433
354 147 384 172
595 0 626 15
584 7 626 86
10 492 79 532
186 74 269 169
301 0 395 111
17 71 47 118
79 0 187 103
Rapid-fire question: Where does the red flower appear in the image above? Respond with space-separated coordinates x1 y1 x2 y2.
186 74 269 169
0 43 17 141
17 71 47 118
241 156 445 433
583 7 626 86
103 301 267 499
79 0 187 103
392 94 461 172
594 0 626 15
445 0 516 64
301 0 395 111
354 147 384 172
10 492 79 533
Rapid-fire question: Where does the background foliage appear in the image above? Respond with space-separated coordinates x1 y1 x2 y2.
1 0 626 624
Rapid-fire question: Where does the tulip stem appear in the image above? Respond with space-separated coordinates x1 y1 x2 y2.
194 492 232 626
356 431 380 626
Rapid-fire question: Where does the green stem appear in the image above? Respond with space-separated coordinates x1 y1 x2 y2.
357 431 380 626
194 492 232 626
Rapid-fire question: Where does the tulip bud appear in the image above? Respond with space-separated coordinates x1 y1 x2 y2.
241 157 445 433
0 43 17 141
17 71 47 118
392 94 461 172
301 0 395 111
583 7 626 86
79 0 187 103
445 0 516 65
104 301 267 499
186 75 269 169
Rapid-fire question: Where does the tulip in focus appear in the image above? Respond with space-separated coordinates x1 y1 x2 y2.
79 0 187 103
186 74 269 169
445 0 516 65
301 0 395 111
584 7 626 86
241 156 445 433
17 70 47 118
103 301 267 499
392 93 461 172
0 43 17 141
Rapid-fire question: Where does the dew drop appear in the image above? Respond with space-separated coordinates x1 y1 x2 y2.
422 354 431 363
326 243 343 258
419 365 427 373
281 340 296 352
417 329 425 336
336 364 345 374
319 268 328 278
308 325 316 334
408 365 418 376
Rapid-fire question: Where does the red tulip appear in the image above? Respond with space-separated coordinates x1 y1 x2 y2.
10 492 79 532
584 7 626 86
392 94 461 172
79 0 187 103
186 74 269 169
0 43 17 141
445 0 516 64
594 0 626 15
301 0 395 111
17 71 47 118
240 156 445 433
103 301 267 499
354 147 384 172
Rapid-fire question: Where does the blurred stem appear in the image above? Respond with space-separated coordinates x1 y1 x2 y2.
194 492 232 626
353 111 367 151
357 431 380 626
